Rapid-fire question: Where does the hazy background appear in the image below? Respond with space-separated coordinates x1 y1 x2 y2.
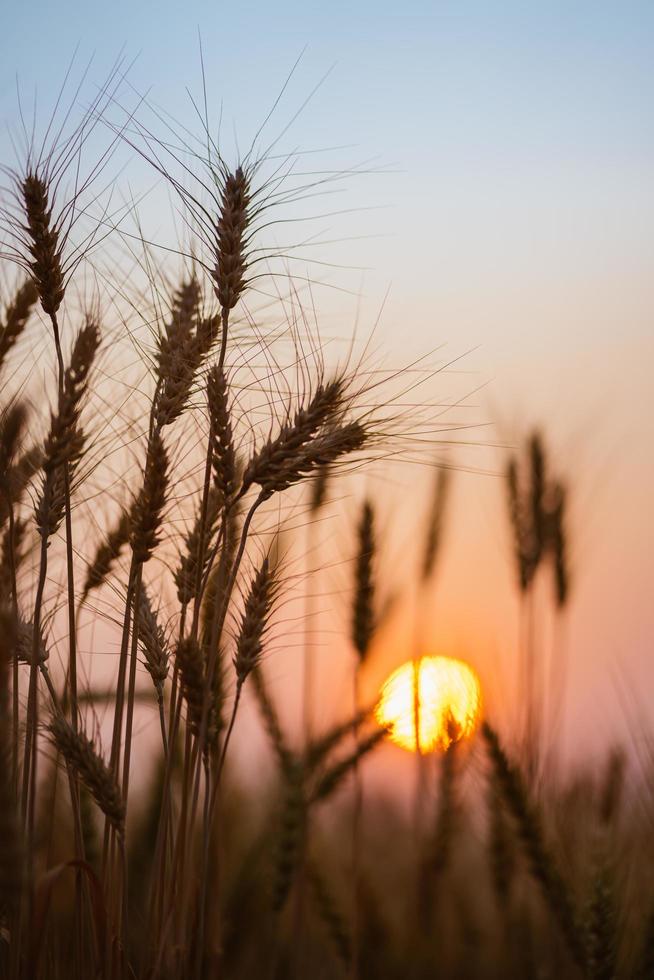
1 1 653 775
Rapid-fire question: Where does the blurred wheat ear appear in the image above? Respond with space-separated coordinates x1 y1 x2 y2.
482 722 585 967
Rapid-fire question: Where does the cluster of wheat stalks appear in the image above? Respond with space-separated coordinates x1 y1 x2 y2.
0 71 652 980
0 68 402 979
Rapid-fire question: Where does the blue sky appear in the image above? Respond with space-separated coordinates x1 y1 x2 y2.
3 2 653 180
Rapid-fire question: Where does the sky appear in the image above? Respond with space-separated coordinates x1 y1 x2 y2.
1 2 653 777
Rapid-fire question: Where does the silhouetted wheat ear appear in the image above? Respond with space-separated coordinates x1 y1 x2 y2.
35 465 68 539
48 714 125 833
213 166 251 312
82 507 131 602
207 366 236 502
506 432 554 593
529 431 547 563
0 280 38 372
0 406 31 582
0 402 28 476
43 318 100 472
0 442 41 525
481 722 584 965
156 278 201 379
352 499 375 662
303 422 367 475
240 377 347 495
130 430 169 563
175 487 221 606
15 618 48 665
312 729 387 803
262 421 368 500
176 636 211 739
201 545 228 642
505 456 529 590
233 557 278 687
305 706 374 772
137 587 169 695
155 278 220 427
21 173 65 316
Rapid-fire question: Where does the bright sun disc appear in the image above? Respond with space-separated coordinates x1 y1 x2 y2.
375 656 482 752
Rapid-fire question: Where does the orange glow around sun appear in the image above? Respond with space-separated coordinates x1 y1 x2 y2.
375 656 482 752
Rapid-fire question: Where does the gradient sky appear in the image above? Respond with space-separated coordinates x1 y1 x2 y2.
1 2 653 774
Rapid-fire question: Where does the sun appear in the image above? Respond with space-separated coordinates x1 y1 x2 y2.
375 656 482 752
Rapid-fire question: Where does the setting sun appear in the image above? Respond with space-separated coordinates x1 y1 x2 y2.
376 656 482 752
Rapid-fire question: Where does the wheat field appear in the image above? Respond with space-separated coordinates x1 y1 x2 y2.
0 61 652 980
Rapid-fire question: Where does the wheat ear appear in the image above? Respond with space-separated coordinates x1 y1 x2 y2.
21 173 65 317
482 722 584 965
0 280 38 373
81 508 131 604
352 500 375 663
48 715 125 834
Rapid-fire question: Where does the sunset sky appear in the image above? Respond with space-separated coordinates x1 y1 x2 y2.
1 2 653 773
